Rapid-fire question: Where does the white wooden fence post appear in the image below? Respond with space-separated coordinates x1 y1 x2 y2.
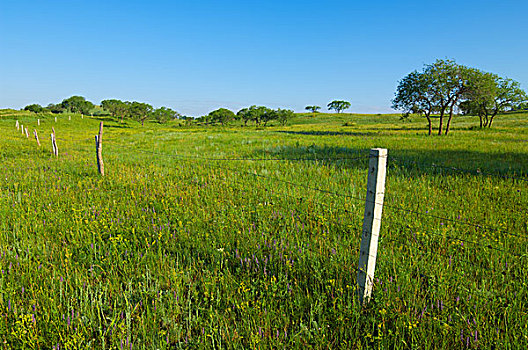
25 127 29 138
55 116 57 123
357 148 387 304
51 127 58 157
95 122 104 176
16 120 19 130
21 124 24 135
38 119 40 126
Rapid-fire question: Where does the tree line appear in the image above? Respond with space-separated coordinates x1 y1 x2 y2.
392 59 527 135
24 97 181 125
196 106 295 126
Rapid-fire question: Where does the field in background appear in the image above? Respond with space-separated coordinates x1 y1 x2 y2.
0 110 527 348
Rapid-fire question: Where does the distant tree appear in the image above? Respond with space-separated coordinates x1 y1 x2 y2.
236 105 270 126
327 100 351 113
24 104 44 113
305 105 321 117
276 109 294 126
151 107 181 123
127 101 153 126
208 108 236 125
260 108 277 126
61 96 94 114
101 99 128 123
237 106 254 126
47 103 65 114
251 106 271 125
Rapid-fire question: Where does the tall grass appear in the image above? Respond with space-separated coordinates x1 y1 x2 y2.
0 111 526 348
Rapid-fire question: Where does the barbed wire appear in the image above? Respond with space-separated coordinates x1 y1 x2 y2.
390 155 528 183
9 128 527 247
105 143 526 242
104 143 372 163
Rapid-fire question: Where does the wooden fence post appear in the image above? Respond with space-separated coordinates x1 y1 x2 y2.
50 133 55 155
25 127 29 138
38 119 40 126
51 128 58 157
21 124 24 135
16 120 19 130
95 122 104 175
357 148 387 304
33 130 41 147
55 116 57 123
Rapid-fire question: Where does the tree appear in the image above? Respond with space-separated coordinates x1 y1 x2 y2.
61 96 94 114
101 99 128 123
305 105 321 117
392 59 473 135
424 59 471 135
486 77 527 127
237 107 252 126
208 108 236 126
460 73 527 128
276 108 294 126
327 100 351 113
151 107 180 123
128 101 153 126
236 106 270 126
47 103 65 114
392 70 436 135
24 104 45 113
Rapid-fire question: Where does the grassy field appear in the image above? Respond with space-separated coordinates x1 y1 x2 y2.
0 110 527 349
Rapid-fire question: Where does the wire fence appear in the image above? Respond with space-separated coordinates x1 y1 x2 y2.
6 121 528 307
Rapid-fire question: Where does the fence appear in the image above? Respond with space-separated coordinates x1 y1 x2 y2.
6 117 528 307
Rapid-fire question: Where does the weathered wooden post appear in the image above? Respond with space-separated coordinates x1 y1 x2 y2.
16 120 19 130
55 116 57 123
25 127 29 138
51 127 58 157
95 122 104 176
38 119 40 126
357 148 387 304
33 129 41 147
68 115 71 121
21 124 24 135
50 133 55 155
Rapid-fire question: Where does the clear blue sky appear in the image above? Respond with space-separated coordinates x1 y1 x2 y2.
1 0 527 117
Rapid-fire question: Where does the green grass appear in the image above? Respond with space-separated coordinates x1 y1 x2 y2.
0 110 527 348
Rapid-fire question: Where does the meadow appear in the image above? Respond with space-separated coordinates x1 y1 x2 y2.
0 109 527 349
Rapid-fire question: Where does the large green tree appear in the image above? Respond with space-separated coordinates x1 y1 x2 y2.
392 71 436 135
327 100 351 113
276 108 294 126
151 107 180 123
128 101 153 126
393 59 474 135
101 99 128 123
208 108 236 126
61 96 94 114
461 73 527 128
24 104 45 113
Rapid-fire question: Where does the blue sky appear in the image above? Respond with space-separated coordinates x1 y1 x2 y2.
1 0 527 116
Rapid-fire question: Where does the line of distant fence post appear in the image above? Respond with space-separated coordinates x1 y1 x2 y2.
357 148 387 304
